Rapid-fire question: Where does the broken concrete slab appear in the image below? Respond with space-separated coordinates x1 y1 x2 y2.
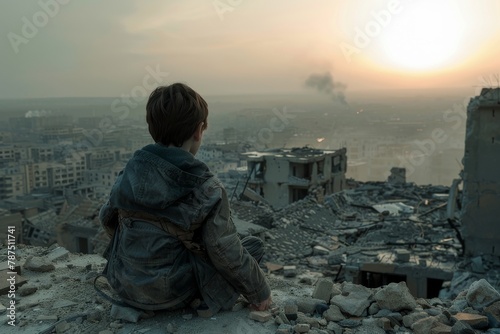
374 281 418 312
24 256 55 272
466 279 500 310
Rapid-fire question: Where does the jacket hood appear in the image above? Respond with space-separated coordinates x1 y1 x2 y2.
109 144 220 230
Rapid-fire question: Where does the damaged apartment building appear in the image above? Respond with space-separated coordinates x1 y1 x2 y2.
243 147 347 208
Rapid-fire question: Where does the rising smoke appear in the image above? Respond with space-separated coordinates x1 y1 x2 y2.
305 72 348 105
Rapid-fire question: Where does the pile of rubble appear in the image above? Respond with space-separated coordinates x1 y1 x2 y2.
262 276 500 333
2 243 500 333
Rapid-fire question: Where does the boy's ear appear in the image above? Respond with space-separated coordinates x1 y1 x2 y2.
193 122 205 141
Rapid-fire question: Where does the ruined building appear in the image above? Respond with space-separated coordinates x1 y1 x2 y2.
461 87 500 256
243 147 347 208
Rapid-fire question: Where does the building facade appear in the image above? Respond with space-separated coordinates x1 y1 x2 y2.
244 147 347 208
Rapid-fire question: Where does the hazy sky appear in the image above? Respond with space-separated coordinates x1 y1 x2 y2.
1 0 499 99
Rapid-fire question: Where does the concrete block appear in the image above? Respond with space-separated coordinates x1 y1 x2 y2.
283 265 297 277
248 311 272 322
312 278 333 302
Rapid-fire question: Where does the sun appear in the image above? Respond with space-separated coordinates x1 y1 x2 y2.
378 0 464 71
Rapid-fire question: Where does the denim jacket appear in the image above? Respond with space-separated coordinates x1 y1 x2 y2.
99 144 270 313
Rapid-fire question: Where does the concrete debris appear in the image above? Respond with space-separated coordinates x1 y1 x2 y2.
374 281 418 311
466 279 500 310
24 256 55 272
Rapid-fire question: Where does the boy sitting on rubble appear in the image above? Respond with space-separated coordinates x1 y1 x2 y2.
98 83 271 315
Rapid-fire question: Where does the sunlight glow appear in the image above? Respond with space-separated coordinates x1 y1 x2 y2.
379 0 464 70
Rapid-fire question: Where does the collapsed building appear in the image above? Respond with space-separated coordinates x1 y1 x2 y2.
243 147 347 208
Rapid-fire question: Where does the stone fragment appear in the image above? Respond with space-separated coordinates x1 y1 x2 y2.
330 283 372 317
338 318 361 328
47 247 70 262
55 321 70 333
374 281 417 311
232 302 245 312
323 305 345 322
110 304 142 323
403 311 430 328
312 278 333 302
276 324 293 334
351 325 385 334
378 317 392 331
265 262 283 272
296 297 325 314
431 324 452 334
182 313 193 320
248 311 272 322
450 320 475 334
416 298 432 309
466 279 500 310
297 312 323 328
327 321 342 333
24 256 55 272
368 302 380 315
452 313 488 329
284 302 298 321
395 249 411 262
294 323 311 333
411 316 439 334
449 299 468 315
277 312 291 325
36 315 58 321
283 265 297 277
109 322 123 329
313 245 330 256
18 284 37 297
484 301 500 328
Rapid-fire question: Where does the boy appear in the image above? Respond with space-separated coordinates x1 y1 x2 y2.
99 83 271 315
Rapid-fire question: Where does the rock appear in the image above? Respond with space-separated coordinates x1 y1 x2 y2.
323 305 345 322
351 325 386 334
412 316 439 334
297 312 324 328
36 315 58 321
416 298 432 309
313 245 330 256
403 311 429 328
426 308 444 316
276 324 293 334
284 303 298 320
338 318 361 328
431 324 452 334
330 283 372 317
484 300 500 328
368 302 380 315
374 281 418 311
18 284 38 297
327 321 342 334
450 320 475 334
296 297 325 314
277 312 291 325
110 304 143 323
312 279 334 302
466 279 500 310
47 247 70 262
248 311 272 322
449 299 468 314
283 265 297 277
182 313 193 320
24 256 55 272
294 323 311 333
451 313 489 329
55 321 70 333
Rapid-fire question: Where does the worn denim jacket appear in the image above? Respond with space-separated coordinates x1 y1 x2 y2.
99 144 270 313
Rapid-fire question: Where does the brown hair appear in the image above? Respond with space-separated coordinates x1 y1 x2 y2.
146 83 208 146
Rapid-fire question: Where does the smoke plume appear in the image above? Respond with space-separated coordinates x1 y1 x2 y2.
305 72 348 105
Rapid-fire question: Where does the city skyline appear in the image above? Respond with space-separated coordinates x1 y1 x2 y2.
1 0 500 99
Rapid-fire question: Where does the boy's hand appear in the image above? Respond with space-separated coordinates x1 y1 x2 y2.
250 296 273 311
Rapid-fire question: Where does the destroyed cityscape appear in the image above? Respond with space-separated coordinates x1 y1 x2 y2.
2 1 500 334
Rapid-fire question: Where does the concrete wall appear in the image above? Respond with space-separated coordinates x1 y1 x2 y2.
461 88 500 256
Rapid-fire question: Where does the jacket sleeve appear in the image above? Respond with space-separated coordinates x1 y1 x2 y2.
202 186 271 304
